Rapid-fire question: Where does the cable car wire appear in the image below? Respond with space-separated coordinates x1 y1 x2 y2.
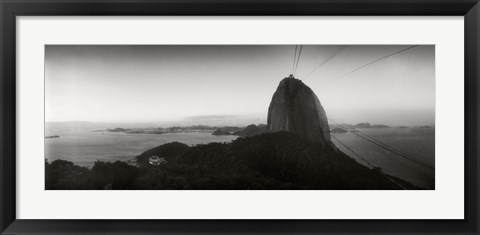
331 135 407 189
323 45 418 86
293 45 303 76
329 119 434 171
303 45 348 80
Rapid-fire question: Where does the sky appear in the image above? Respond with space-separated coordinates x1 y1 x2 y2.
45 45 435 126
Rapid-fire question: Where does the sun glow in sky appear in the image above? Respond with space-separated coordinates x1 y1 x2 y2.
45 45 435 126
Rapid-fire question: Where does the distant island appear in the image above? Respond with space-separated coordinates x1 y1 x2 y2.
105 122 434 137
354 122 391 128
105 125 219 135
329 123 434 131
330 127 348 133
212 124 268 137
45 135 60 139
105 124 268 137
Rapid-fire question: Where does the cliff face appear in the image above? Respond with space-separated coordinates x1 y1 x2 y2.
267 76 331 145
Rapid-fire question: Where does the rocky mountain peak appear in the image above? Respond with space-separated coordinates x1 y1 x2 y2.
267 76 331 145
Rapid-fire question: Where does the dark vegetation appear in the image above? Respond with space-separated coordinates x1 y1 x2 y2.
136 142 190 167
45 131 419 190
233 124 268 137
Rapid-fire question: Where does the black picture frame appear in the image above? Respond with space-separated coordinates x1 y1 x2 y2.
1 0 479 234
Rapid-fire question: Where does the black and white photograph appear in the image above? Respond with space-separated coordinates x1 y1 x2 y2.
44 45 435 190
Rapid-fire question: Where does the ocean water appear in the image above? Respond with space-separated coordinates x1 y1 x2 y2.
331 127 435 189
44 128 238 167
45 127 435 189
